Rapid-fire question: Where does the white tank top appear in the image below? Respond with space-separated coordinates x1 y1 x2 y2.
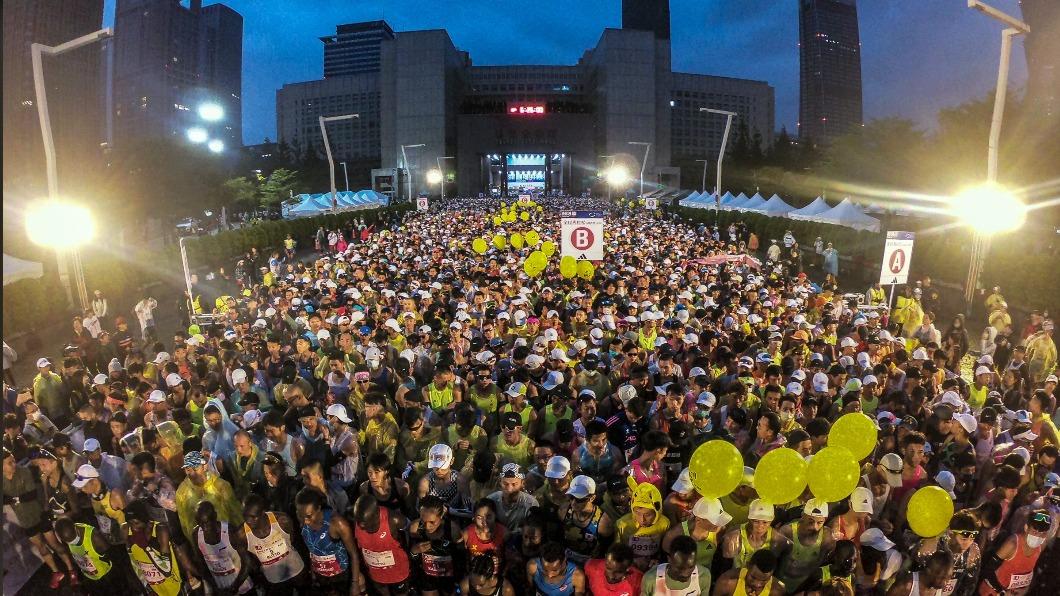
197 522 253 594
244 512 305 584
909 571 943 596
653 563 702 596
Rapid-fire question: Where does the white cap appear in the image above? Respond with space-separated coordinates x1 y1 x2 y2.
147 390 167 404
241 409 263 429
935 470 957 499
863 374 879 386
937 391 964 410
71 464 100 488
550 348 570 362
850 486 873 514
83 438 101 453
975 365 993 377
953 413 977 435
696 391 717 408
544 455 571 479
617 384 637 405
326 403 352 424
231 368 248 384
790 369 807 382
912 348 929 361
92 373 109 385
1046 374 1059 384
316 329 331 340
384 318 402 333
153 352 171 364
566 475 596 499
671 468 695 493
840 337 857 349
166 373 183 387
880 453 904 487
427 444 454 469
812 372 830 393
688 367 707 378
36 357 50 368
860 527 896 551
693 497 733 527
803 498 829 518
748 499 776 521
786 381 804 396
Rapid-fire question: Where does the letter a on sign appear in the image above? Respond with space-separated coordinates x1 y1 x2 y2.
879 231 914 285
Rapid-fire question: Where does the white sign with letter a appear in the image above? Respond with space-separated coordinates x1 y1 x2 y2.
879 231 915 285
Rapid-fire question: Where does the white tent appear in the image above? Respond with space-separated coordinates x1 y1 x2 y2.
4 254 44 286
787 196 832 220
759 194 795 216
723 192 750 210
810 197 881 232
738 192 767 212
677 191 698 207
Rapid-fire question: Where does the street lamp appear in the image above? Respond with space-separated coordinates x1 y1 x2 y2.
628 141 651 200
699 107 737 212
197 102 224 122
400 143 426 203
950 183 1027 235
31 27 112 309
319 113 360 209
340 161 350 192
963 0 1030 309
187 127 208 144
435 156 454 202
207 139 224 153
25 201 96 310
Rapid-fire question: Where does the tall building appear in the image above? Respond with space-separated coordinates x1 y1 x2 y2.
276 74 381 165
798 0 863 144
2 0 105 207
111 0 243 149
1020 0 1059 124
321 21 394 77
622 0 671 40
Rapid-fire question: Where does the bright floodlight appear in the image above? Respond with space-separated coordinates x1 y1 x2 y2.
426 169 444 185
198 103 224 121
26 201 96 249
186 127 208 143
605 165 630 186
207 139 224 153
951 183 1026 234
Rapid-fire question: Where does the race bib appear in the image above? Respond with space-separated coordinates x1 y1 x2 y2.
204 551 236 576
1008 572 1033 589
629 534 660 557
422 553 454 577
138 561 165 584
362 548 396 568
310 552 344 577
253 542 290 566
942 578 957 595
72 552 98 575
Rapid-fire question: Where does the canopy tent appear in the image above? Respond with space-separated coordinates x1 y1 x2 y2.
716 191 737 208
284 189 389 218
722 192 749 210
758 194 795 216
678 190 702 207
737 193 767 212
4 254 44 286
810 197 881 232
787 196 832 220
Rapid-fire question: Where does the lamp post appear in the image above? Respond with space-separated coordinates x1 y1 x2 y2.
699 108 737 213
628 141 651 200
400 143 426 203
695 159 710 193
31 27 112 310
319 113 359 210
436 156 454 202
599 155 614 201
340 161 350 192
25 202 96 311
963 0 1030 310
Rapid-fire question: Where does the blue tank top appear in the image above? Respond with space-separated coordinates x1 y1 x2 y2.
576 443 615 479
301 509 349 576
533 559 576 596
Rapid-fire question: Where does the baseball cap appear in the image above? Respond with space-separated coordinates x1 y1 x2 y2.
803 498 829 518
506 382 528 397
975 365 993 377
545 456 571 479
953 413 977 435
786 382 804 396
501 411 523 429
82 438 101 453
880 453 904 487
542 371 564 391
812 372 830 393
500 463 524 479
840 337 857 349
693 497 733 527
860 527 896 551
147 390 167 404
850 486 873 514
241 409 263 429
36 357 51 368
71 464 100 488
748 499 776 521
671 468 695 493
427 444 454 469
696 391 717 409
325 403 352 424
1043 472 1060 490
153 352 171 364
231 368 248 384
1045 374 1059 384
182 451 205 469
935 470 957 499
566 475 596 499
166 373 183 388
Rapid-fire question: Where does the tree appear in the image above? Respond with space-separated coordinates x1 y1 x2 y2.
221 176 259 212
259 168 300 210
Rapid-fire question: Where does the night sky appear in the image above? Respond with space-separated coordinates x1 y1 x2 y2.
104 0 1029 146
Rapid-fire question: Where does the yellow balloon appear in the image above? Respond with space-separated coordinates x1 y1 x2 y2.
528 250 547 269
807 446 860 502
907 486 954 537
505 212 517 223
541 240 556 257
520 211 530 222
536 205 543 212
492 234 507 250
492 215 502 226
510 232 524 249
523 259 541 277
500 201 507 208
829 413 878 460
472 238 488 254
577 259 595 280
689 440 744 499
559 255 577 279
525 230 541 246
753 448 808 505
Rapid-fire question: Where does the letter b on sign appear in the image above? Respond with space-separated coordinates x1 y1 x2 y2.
572 227 594 250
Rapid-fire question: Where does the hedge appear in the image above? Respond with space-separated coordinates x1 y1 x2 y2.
672 206 1058 312
2 203 412 336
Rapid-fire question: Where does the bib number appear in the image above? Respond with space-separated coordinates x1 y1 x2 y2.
310 552 344 577
362 548 396 568
1008 572 1033 589
422 553 454 577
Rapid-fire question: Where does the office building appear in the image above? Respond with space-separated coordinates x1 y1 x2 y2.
321 21 394 77
1020 0 1059 124
2 0 105 206
111 0 242 149
798 0 863 144
277 0 774 200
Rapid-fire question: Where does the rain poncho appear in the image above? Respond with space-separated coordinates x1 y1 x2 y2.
614 477 670 562
200 398 239 462
174 466 243 541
